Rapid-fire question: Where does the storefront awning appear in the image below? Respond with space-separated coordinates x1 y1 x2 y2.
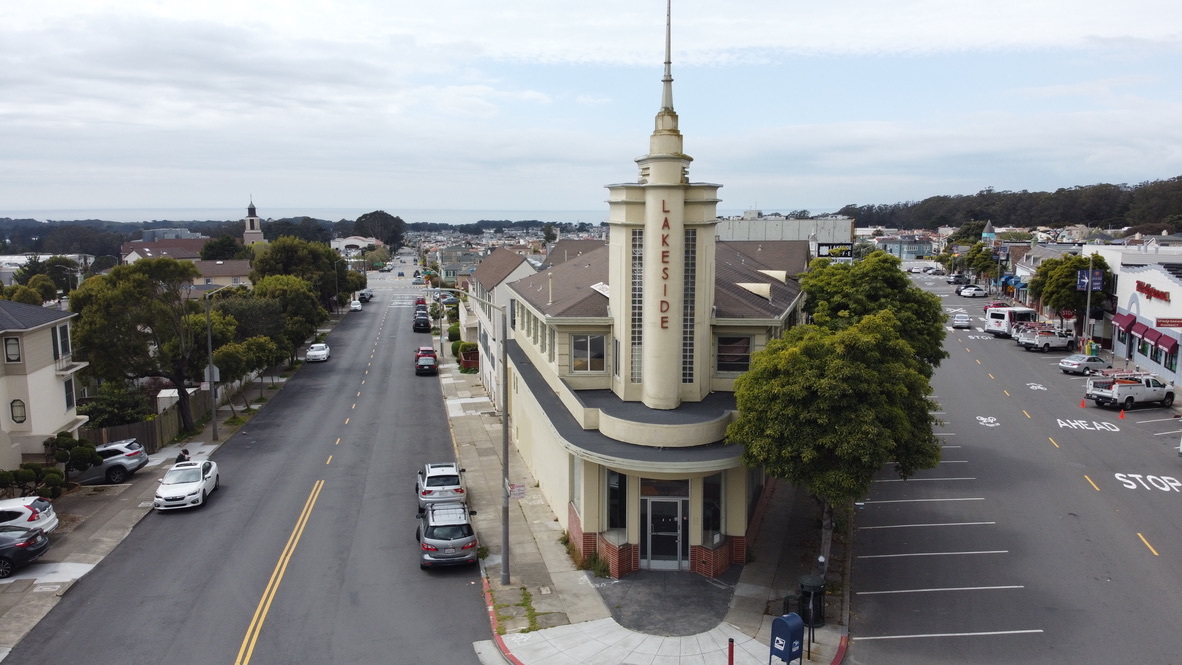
1142 328 1163 345
1112 312 1136 332
1158 335 1179 355
1130 321 1149 337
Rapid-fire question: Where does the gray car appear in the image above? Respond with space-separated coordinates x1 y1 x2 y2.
415 502 478 569
416 462 467 508
73 438 150 485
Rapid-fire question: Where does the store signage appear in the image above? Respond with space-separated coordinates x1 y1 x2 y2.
659 200 674 329
1136 280 1171 302
1157 318 1182 328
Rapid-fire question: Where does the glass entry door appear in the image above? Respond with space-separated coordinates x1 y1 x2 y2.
641 497 689 570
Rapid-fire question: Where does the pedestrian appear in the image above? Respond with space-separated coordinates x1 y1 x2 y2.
176 448 190 463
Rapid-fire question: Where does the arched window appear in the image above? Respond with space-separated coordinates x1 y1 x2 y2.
10 399 26 423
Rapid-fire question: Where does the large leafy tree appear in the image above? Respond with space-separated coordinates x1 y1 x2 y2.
800 251 948 374
250 237 364 311
201 234 249 260
69 258 205 430
215 296 285 343
1028 252 1112 334
354 210 406 248
727 311 942 563
252 274 326 362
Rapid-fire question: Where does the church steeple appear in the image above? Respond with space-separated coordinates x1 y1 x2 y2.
647 0 685 175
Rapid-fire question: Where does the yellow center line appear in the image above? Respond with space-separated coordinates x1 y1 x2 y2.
1022 410 1031 418
1138 533 1160 556
235 480 325 665
1048 437 1060 448
344 418 350 425
965 347 971 353
976 359 981 365
334 437 341 445
988 373 995 380
1003 390 1011 397
356 391 361 397
1084 475 1100 491
326 455 332 465
351 403 357 409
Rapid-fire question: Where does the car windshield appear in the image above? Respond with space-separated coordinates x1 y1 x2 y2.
1064 355 1085 362
426 524 473 540
163 468 202 484
310 345 326 351
426 474 459 487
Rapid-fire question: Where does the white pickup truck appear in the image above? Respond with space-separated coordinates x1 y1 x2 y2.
1017 328 1076 352
1085 371 1175 409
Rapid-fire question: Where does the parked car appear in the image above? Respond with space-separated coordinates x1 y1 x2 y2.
413 317 432 333
415 346 437 363
415 501 478 569
0 497 59 534
947 274 969 285
306 343 331 362
350 300 363 311
414 296 427 306
378 266 393 273
983 301 1008 312
416 462 467 508
959 285 987 297
440 296 459 306
951 314 973 329
412 278 426 285
397 271 405 277
0 525 51 579
74 438 150 485
1058 354 1112 375
154 460 220 511
415 356 439 375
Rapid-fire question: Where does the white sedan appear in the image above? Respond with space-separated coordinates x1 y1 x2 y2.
959 285 987 297
154 460 220 511
306 343 330 362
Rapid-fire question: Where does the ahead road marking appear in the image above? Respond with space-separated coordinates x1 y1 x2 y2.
236 480 325 665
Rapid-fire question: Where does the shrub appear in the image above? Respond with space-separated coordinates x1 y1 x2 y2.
451 340 464 358
447 323 460 342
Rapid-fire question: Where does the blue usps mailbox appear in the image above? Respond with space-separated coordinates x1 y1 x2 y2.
769 613 804 664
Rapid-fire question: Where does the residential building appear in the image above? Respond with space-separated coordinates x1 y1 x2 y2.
194 259 252 288
0 301 88 470
468 248 536 410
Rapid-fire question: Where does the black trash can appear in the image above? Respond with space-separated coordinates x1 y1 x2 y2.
799 574 826 627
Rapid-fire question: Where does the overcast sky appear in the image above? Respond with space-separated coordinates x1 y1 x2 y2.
4 0 1181 219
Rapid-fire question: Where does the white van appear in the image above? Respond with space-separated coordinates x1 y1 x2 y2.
984 307 1038 337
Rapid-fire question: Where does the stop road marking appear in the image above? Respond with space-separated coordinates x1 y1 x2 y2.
1115 473 1182 491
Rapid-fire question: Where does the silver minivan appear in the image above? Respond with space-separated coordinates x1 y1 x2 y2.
415 502 478 569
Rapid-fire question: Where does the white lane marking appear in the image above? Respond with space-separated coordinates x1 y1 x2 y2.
875 477 975 482
853 629 1043 641
862 497 984 504
857 585 1024 595
858 550 1008 559
859 521 996 530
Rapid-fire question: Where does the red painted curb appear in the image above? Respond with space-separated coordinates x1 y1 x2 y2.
482 576 526 665
831 634 849 665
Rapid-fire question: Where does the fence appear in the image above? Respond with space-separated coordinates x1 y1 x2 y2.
79 390 212 454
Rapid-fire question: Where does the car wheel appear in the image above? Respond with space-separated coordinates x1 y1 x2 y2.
1042 344 1050 353
200 490 207 506
415 527 421 541
214 475 220 491
0 557 13 579
1163 394 1175 407
106 467 129 484
1124 397 1136 411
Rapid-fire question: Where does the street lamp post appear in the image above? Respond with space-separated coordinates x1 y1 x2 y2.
205 284 235 441
434 286 511 585
332 257 345 315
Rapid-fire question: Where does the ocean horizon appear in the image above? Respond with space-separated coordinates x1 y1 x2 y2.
0 206 787 226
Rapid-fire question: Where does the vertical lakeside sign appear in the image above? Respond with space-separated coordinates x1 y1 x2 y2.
659 200 674 329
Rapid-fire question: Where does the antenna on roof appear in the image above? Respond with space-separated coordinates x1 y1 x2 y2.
660 0 674 111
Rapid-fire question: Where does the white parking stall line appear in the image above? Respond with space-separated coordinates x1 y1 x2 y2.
853 629 1043 642
874 477 975 482
1140 416 1182 424
858 550 1008 559
859 521 996 530
862 497 984 504
935 432 956 436
857 585 1023 595
1153 429 1182 436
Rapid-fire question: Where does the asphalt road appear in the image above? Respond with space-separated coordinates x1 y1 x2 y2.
7 274 489 665
848 273 1182 663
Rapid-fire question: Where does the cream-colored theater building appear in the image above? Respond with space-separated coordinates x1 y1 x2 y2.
499 23 812 578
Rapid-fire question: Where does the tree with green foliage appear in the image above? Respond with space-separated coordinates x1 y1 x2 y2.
77 382 154 428
12 254 46 286
945 220 986 245
5 285 43 305
1028 252 1113 334
252 274 326 363
26 274 58 302
69 258 205 430
354 210 407 248
213 341 252 416
250 237 364 311
215 296 285 344
0 463 66 499
201 234 249 260
726 311 942 567
800 251 948 374
242 335 283 400
542 223 557 244
44 432 103 487
45 255 82 294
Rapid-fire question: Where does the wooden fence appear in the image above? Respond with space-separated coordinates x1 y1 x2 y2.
79 390 212 454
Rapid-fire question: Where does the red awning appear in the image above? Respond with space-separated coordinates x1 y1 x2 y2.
1158 335 1180 355
1142 328 1163 345
1112 312 1136 332
1130 321 1149 337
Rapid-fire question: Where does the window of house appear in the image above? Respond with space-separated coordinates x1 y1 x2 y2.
613 338 620 378
571 334 605 372
4 337 20 363
702 472 724 548
64 378 75 410
232 277 241 284
204 277 213 285
605 469 627 545
58 325 70 356
717 336 752 373
1150 345 1163 364
10 399 26 423
549 328 556 363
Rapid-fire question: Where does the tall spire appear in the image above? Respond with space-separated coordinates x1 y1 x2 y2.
660 0 673 111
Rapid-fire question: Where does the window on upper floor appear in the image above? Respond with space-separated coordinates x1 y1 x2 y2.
717 336 752 373
10 399 26 423
64 378 76 410
4 337 20 363
52 324 71 360
571 334 605 372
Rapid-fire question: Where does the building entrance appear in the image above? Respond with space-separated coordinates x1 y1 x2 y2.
639 479 689 571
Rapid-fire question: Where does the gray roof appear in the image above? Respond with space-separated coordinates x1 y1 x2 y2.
0 300 74 332
511 246 609 318
541 240 608 268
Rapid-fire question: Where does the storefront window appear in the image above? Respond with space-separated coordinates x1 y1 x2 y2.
1168 352 1178 372
701 472 724 548
605 470 627 545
